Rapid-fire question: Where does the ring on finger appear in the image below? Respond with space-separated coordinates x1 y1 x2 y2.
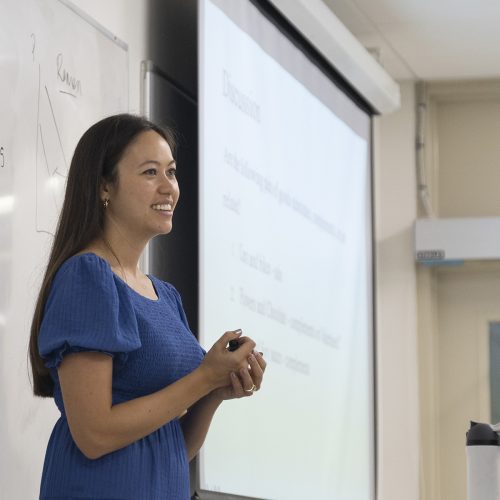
244 384 257 393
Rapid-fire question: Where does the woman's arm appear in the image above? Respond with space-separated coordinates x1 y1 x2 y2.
180 351 266 461
58 332 255 460
179 392 223 462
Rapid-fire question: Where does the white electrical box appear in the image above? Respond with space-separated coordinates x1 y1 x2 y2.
415 217 500 264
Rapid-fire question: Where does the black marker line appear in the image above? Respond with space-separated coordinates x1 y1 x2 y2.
45 85 68 168
36 228 56 236
39 125 53 177
59 90 76 98
31 33 36 61
36 64 41 232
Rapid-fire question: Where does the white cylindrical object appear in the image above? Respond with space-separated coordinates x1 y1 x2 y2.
467 445 500 499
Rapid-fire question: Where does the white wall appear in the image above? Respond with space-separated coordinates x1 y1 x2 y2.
374 81 420 500
437 90 500 217
418 80 500 500
437 264 500 500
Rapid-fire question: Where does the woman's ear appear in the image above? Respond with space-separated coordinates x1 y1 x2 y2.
100 180 111 203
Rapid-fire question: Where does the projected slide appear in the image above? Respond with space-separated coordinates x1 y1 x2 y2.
199 1 374 499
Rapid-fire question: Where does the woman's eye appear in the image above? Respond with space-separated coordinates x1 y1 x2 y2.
144 168 157 175
168 169 177 177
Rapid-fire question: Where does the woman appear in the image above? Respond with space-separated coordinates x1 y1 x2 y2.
28 114 266 499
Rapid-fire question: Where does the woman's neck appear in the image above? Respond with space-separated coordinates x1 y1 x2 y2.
90 227 149 282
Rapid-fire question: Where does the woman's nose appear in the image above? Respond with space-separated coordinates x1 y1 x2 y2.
158 173 176 193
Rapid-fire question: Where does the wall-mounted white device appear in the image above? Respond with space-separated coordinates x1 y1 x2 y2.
415 217 500 264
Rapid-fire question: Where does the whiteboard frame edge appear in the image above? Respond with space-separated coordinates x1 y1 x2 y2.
139 60 153 274
58 0 129 52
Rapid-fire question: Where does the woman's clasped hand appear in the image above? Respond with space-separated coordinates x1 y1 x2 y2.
201 330 267 401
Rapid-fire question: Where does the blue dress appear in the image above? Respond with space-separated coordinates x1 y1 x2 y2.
38 253 205 500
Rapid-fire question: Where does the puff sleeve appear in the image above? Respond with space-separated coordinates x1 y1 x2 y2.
38 254 141 369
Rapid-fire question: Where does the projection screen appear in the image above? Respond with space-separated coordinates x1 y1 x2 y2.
198 1 375 498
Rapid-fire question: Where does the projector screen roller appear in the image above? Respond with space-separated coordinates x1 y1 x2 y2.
198 1 375 499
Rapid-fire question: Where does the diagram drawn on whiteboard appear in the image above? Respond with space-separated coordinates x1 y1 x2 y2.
29 1 128 236
35 60 69 236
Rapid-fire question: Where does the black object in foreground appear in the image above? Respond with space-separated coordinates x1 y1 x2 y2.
228 339 240 352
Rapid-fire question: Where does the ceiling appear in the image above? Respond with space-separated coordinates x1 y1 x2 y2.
322 0 500 81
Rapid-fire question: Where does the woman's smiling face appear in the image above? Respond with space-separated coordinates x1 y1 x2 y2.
102 130 180 241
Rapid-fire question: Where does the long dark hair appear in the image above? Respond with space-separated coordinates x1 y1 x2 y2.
29 113 175 397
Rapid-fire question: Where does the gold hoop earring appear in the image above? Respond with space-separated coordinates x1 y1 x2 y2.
103 198 109 209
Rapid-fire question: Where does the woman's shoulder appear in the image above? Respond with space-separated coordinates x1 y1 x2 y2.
149 275 178 296
149 276 187 306
54 252 113 288
40 251 141 364
44 252 126 319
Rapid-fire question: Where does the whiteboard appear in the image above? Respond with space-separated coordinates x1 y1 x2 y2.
0 1 128 497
